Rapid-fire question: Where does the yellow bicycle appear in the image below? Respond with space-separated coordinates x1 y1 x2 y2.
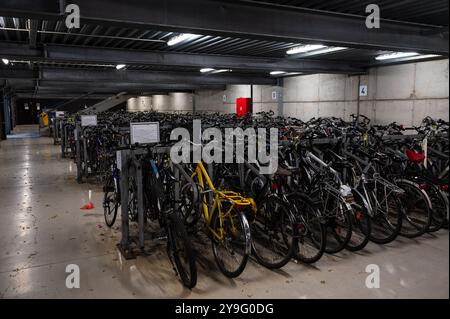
189 161 256 278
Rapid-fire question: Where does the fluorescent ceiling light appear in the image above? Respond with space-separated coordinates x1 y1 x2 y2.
375 52 419 61
115 64 126 70
2 58 9 65
270 71 287 75
167 33 200 46
287 44 327 55
305 46 348 56
212 69 232 74
271 71 302 77
200 68 215 73
402 54 441 61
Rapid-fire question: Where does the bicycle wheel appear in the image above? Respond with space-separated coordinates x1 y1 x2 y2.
367 187 403 244
103 174 119 227
288 193 326 264
251 196 296 269
396 180 431 238
426 184 447 232
346 194 371 251
324 199 353 254
167 212 197 289
211 208 251 278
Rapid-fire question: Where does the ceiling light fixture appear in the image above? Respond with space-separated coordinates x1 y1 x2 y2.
305 47 348 56
167 33 200 46
270 71 287 75
287 44 327 55
212 69 232 74
375 52 419 61
401 54 441 61
2 58 9 65
200 68 215 73
115 64 126 70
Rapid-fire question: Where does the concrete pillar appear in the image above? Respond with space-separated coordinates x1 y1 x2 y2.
276 78 284 117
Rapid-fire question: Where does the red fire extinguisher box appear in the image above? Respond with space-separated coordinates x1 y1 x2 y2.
236 98 252 117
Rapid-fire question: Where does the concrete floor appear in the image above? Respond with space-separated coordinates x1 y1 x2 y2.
0 127 448 299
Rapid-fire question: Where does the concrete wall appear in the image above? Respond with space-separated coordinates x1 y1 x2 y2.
194 59 449 125
127 96 152 112
195 85 250 113
152 93 194 112
359 59 449 125
127 93 194 113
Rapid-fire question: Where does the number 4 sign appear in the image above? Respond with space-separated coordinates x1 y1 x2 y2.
359 85 368 97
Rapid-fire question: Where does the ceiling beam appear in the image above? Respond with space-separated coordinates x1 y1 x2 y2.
0 68 35 79
0 42 366 74
0 0 447 54
40 68 276 85
14 93 110 99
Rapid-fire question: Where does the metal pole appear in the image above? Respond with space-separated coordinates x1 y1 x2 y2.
174 163 180 210
120 150 130 252
61 123 66 158
75 124 82 183
356 75 361 124
136 159 145 250
82 128 89 178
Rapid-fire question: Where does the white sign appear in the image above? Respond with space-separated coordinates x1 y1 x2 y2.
272 91 277 100
223 95 227 102
359 85 368 97
81 115 98 127
130 122 160 145
24 106 29 110
55 111 65 118
116 151 122 170
36 103 41 110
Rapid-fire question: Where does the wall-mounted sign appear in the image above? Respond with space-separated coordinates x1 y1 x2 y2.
55 111 65 118
130 122 160 144
81 115 98 127
272 91 278 100
223 95 227 102
359 85 368 97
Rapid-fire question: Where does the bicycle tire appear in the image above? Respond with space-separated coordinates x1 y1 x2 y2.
426 184 447 232
211 208 251 278
346 190 372 251
396 180 432 238
288 193 326 264
167 212 197 289
103 174 119 227
367 187 403 244
324 199 353 254
251 196 296 269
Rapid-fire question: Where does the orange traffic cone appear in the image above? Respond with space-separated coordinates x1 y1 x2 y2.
80 201 95 210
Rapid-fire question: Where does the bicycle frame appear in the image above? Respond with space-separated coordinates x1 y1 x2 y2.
191 161 255 241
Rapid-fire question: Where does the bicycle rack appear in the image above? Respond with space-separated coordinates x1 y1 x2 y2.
117 146 183 260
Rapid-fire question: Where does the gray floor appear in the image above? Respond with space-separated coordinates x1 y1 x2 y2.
0 127 448 299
